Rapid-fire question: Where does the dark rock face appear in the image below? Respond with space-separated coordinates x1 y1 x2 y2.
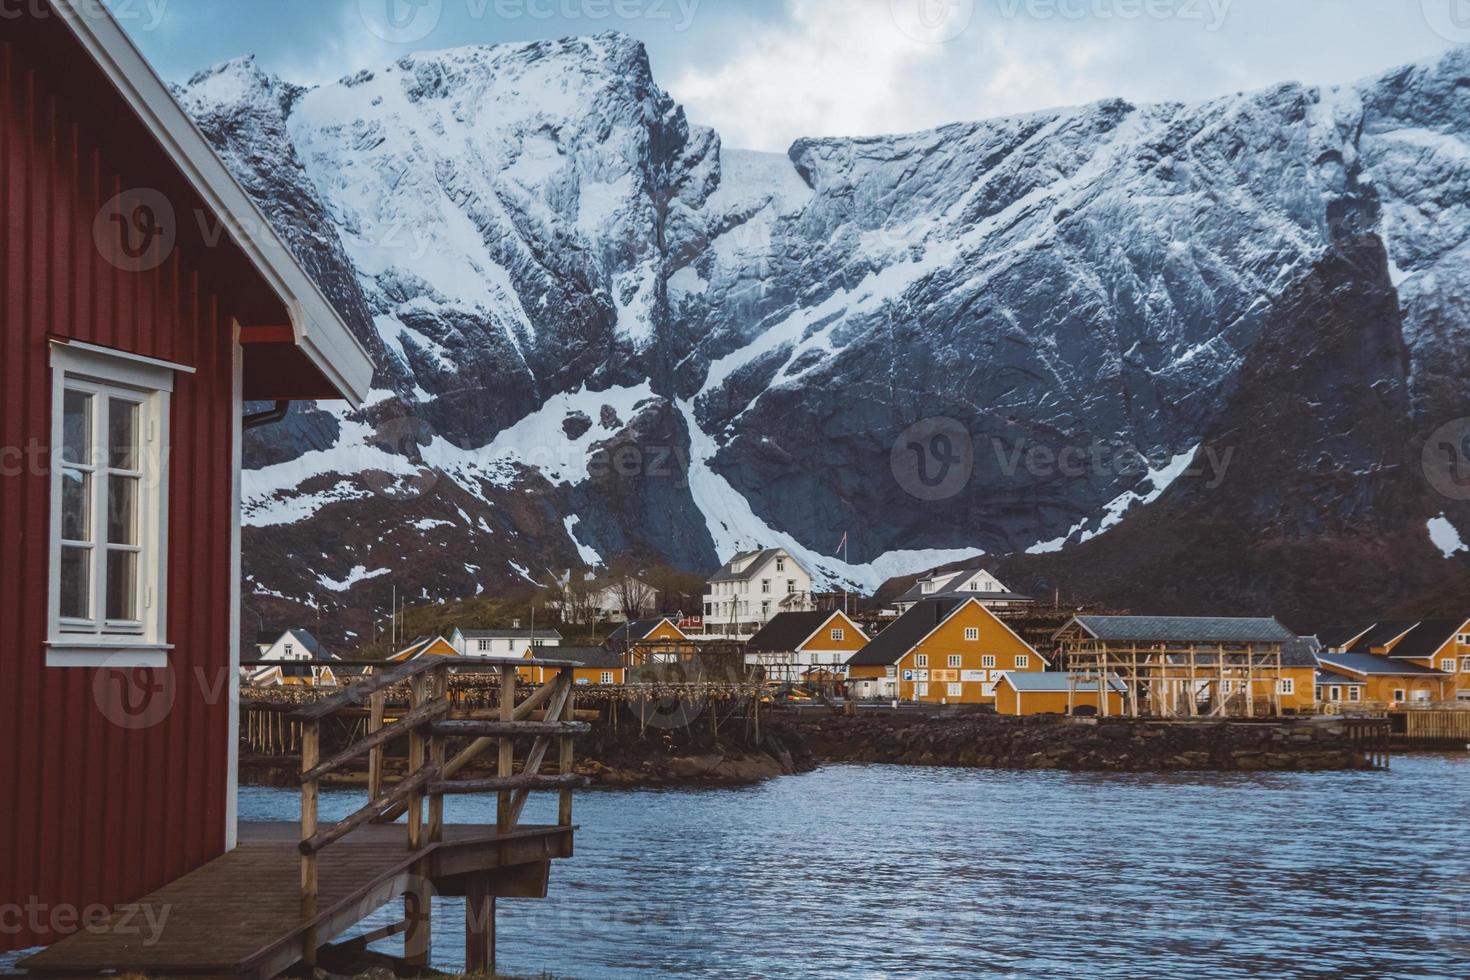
173 39 1470 643
789 713 1370 772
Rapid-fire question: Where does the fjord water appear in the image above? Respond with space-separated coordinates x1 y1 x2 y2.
240 756 1470 978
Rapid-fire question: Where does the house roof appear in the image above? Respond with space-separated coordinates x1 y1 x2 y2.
1316 651 1450 677
265 628 323 657
1281 636 1322 668
1345 620 1419 653
53 0 372 404
544 645 621 670
607 619 680 643
894 561 1030 605
1384 618 1470 660
707 549 786 583
459 629 562 640
846 598 970 667
1314 669 1366 686
746 611 854 653
998 672 1126 694
1069 616 1295 644
1314 624 1377 650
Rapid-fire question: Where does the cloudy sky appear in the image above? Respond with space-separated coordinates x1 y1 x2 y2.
119 0 1468 151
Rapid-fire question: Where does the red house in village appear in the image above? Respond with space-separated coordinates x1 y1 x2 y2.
1 0 372 953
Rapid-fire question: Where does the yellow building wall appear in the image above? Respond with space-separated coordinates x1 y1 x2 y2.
1317 667 1453 703
1243 666 1317 712
994 685 1125 716
798 612 869 656
896 602 1043 705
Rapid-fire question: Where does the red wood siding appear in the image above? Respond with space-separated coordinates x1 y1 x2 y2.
1 21 249 952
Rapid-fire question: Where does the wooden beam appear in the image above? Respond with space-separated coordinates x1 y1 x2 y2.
429 719 590 737
297 765 441 856
431 773 589 794
465 877 494 976
299 698 449 784
299 721 320 966
289 657 440 721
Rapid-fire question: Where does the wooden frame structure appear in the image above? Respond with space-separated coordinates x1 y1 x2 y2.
1055 620 1287 718
23 654 589 978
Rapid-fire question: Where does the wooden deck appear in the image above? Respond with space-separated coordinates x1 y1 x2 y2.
19 821 574 979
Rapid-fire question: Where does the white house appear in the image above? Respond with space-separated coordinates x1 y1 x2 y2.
703 548 814 636
451 627 562 657
891 562 1032 615
255 628 327 662
244 629 334 687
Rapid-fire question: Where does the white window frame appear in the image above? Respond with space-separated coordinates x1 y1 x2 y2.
981 655 996 668
947 654 962 668
600 670 614 684
964 627 979 641
1015 655 1030 669
831 628 844 642
915 681 929 697
1348 687 1361 702
1392 688 1406 702
1329 686 1341 702
946 682 962 697
1277 677 1294 695
1442 659 1457 673
915 654 929 668
47 342 184 668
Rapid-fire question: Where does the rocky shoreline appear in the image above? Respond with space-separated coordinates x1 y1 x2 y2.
239 711 1372 792
785 711 1373 772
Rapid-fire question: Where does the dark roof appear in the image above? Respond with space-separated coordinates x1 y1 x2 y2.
1316 651 1450 676
1281 636 1322 667
746 611 842 653
255 630 279 645
1385 618 1469 660
1314 669 1366 686
262 628 323 656
846 599 969 667
1000 672 1127 694
1314 624 1376 650
894 563 1030 605
707 548 783 583
540 645 621 670
607 618 677 643
1072 616 1295 644
1346 620 1419 653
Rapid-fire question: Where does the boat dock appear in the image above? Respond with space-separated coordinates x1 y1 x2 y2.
21 656 587 978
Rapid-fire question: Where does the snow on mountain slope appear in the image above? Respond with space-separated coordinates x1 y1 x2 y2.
176 37 1470 628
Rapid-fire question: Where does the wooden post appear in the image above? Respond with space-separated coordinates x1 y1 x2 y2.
559 668 575 828
300 720 320 966
498 664 517 834
404 875 432 970
465 876 495 975
429 664 447 845
407 673 426 851
367 689 386 801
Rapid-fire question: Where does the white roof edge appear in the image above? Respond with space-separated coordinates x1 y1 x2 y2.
53 1 373 406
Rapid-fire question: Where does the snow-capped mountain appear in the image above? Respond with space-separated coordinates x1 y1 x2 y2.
175 34 1470 635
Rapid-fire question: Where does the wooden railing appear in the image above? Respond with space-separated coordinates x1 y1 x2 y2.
285 656 589 967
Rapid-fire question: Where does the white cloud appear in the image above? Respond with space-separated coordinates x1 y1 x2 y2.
665 0 1461 152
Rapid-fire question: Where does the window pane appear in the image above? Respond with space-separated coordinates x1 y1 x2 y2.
61 468 91 541
109 399 139 470
107 475 139 545
60 546 90 619
106 549 138 621
62 390 92 465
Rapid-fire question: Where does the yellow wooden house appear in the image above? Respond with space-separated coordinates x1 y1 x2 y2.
744 609 869 685
386 635 458 663
845 597 1046 704
520 645 625 686
993 672 1126 716
607 617 694 664
1315 619 1465 704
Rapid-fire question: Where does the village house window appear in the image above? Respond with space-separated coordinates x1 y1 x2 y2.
1459 633 1470 646
285 643 295 658
1277 678 1294 695
916 654 929 667
47 342 183 667
981 655 996 668
786 580 796 593
1015 655 1030 669
761 579 771 594
1349 687 1361 702
1314 685 1323 701
1442 659 1457 673
915 682 929 697
947 655 961 668
1328 686 1341 701
776 558 785 572
964 627 979 641
947 682 962 697
921 580 934 593
478 639 492 652
1462 656 1470 672
885 665 897 678
1392 688 1406 702
831 628 844 642
600 671 614 684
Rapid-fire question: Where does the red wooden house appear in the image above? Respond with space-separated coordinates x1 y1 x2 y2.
1 0 372 953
